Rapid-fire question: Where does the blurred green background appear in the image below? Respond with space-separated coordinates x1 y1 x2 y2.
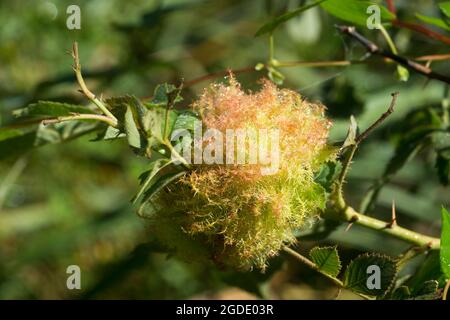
0 0 449 299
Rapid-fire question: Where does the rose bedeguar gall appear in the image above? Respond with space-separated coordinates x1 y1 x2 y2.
143 77 335 270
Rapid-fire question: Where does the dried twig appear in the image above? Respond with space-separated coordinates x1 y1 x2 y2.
336 26 450 84
71 42 118 126
355 92 399 144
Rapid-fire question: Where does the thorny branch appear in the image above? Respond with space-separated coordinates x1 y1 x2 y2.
327 91 441 250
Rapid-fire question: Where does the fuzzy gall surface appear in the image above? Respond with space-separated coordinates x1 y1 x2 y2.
145 78 334 270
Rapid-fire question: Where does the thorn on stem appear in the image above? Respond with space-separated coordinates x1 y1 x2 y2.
344 222 354 232
345 216 359 232
386 200 397 228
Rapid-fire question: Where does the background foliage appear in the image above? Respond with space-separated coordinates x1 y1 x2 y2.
0 0 449 299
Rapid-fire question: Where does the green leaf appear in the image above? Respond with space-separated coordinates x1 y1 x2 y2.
124 101 146 151
105 92 197 159
314 161 342 192
102 126 124 140
133 159 172 205
255 63 265 71
141 171 186 205
142 105 178 145
104 95 147 150
104 96 130 127
173 111 200 133
321 0 395 27
405 251 444 295
341 115 358 149
395 66 410 82
0 122 100 160
2 116 102 156
416 14 450 31
344 253 398 296
267 67 285 85
106 95 165 154
439 2 450 18
137 171 186 218
387 281 440 300
255 0 328 37
441 207 450 279
309 246 342 277
146 83 183 108
411 280 440 300
13 101 95 118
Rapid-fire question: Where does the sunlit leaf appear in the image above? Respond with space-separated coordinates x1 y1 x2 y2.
341 115 358 149
439 2 450 18
395 66 410 82
309 246 341 277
